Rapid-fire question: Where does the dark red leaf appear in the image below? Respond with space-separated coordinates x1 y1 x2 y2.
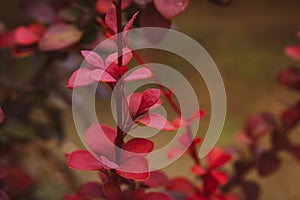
144 192 173 200
103 182 123 200
0 165 6 179
0 190 9 200
105 7 117 34
245 113 276 138
95 0 114 14
123 188 146 200
11 45 37 57
257 151 280 176
207 148 231 169
278 67 300 91
285 45 300 62
14 23 44 45
140 3 171 42
204 172 219 195
141 171 169 187
0 107 5 124
63 195 90 200
66 150 103 170
137 113 175 131
154 0 188 19
281 101 300 127
78 182 104 198
123 138 154 155
23 0 55 23
139 89 161 114
289 145 300 162
209 0 231 6
124 12 139 33
5 167 32 198
241 181 260 200
39 23 83 51
166 177 196 196
0 31 15 48
134 0 152 5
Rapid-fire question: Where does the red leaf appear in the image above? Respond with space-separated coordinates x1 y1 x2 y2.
103 182 123 200
245 113 276 138
39 23 83 51
139 89 161 114
154 0 188 20
81 50 105 69
124 12 139 34
191 165 206 176
95 0 114 14
14 23 45 45
105 7 117 34
5 167 32 198
123 138 154 155
211 170 228 185
0 107 5 124
278 67 300 91
64 195 90 200
141 171 169 187
66 68 97 88
281 101 300 127
117 156 150 180
166 177 195 195
0 190 9 200
204 172 219 194
128 93 143 119
0 31 15 48
285 45 300 62
85 124 117 162
12 45 36 57
257 151 280 176
144 192 173 200
137 113 175 131
66 150 103 170
78 182 104 198
207 148 231 169
133 0 152 5
123 188 146 200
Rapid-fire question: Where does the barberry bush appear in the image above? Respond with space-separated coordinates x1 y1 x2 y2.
0 0 300 200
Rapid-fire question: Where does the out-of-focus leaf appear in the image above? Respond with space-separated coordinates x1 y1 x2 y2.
154 0 188 19
0 107 5 124
256 151 280 176
23 0 55 23
39 23 83 51
241 181 260 200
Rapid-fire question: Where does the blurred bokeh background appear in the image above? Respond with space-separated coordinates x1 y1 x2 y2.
1 0 300 199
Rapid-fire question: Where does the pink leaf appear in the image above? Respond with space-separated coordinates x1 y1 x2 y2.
78 182 104 198
85 124 117 161
141 171 169 187
81 50 105 69
39 23 83 51
246 113 276 138
125 67 152 82
144 192 173 200
207 148 231 169
167 147 184 159
124 12 139 33
139 89 161 114
285 45 300 62
105 7 117 34
105 48 133 67
14 23 45 45
90 69 117 82
154 0 188 20
211 170 228 185
103 182 123 200
137 113 175 131
66 150 103 170
66 68 97 89
192 109 205 120
0 107 5 124
117 156 150 180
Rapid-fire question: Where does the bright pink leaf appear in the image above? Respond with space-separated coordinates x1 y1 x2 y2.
137 113 175 131
144 192 173 200
117 156 150 180
105 7 117 34
39 23 83 51
66 68 96 88
105 48 133 67
207 148 231 169
14 23 45 45
78 182 104 198
90 69 117 82
154 0 188 20
124 67 152 82
0 31 15 48
211 170 228 185
0 107 5 124
81 50 105 69
141 171 169 187
103 182 123 200
66 150 103 170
